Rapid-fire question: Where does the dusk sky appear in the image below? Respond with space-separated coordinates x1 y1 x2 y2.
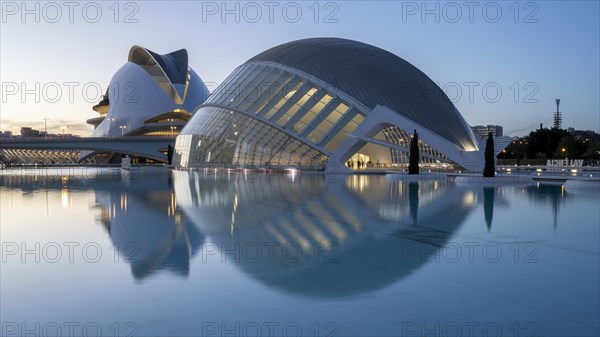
1 1 598 136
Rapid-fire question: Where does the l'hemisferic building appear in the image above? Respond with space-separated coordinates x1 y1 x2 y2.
170 38 509 172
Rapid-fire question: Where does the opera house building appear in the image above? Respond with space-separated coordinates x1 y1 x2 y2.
82 46 210 162
173 38 509 172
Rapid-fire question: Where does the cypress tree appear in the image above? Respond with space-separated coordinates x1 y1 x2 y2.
408 129 419 175
483 132 495 177
167 144 174 165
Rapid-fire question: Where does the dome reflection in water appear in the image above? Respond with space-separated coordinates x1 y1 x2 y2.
172 171 479 297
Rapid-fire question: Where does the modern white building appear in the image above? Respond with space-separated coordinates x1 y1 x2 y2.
173 38 510 172
81 46 210 162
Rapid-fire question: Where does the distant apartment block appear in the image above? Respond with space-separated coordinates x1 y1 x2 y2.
18 126 79 138
20 127 41 138
472 125 503 138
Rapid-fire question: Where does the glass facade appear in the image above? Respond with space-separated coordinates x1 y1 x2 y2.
175 64 367 169
382 126 451 165
175 62 459 170
246 38 480 152
173 106 328 169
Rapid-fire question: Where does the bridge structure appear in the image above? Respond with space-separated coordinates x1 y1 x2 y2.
0 137 175 162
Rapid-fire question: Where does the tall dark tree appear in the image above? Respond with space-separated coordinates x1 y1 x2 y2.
483 132 495 177
167 144 174 165
408 129 419 175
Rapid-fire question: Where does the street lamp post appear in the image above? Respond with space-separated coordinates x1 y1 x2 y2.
108 118 115 138
43 116 49 137
120 125 127 137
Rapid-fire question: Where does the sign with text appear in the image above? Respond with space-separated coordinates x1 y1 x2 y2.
546 159 583 167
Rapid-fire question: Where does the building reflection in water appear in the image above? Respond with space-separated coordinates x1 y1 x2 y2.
90 171 204 281
173 171 477 298
525 184 569 229
0 168 205 281
1 169 575 289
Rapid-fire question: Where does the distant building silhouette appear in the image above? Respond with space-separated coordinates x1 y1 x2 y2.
20 127 40 138
472 125 503 139
0 131 13 139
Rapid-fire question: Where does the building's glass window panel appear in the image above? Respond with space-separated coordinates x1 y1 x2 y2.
255 75 298 118
216 65 257 105
237 67 284 113
173 134 192 167
275 87 318 127
288 90 325 133
250 71 293 116
382 125 451 165
206 67 244 104
343 113 364 134
176 106 328 170
295 144 314 166
331 129 348 145
270 82 313 125
293 94 333 134
293 121 308 136
323 139 340 153
329 103 350 122
223 65 265 107
262 80 303 120
232 66 279 111
300 97 340 136
210 66 250 105
306 102 349 143
226 67 268 109
266 136 291 166
321 110 365 153
305 101 347 144
306 129 325 144
317 119 336 136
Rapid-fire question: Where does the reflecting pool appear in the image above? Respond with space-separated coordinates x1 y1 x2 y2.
1 168 598 336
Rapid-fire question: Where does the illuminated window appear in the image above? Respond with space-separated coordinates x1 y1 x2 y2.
263 82 303 120
294 94 333 134
323 112 365 152
306 102 348 143
233 67 280 111
276 87 318 126
239 69 287 113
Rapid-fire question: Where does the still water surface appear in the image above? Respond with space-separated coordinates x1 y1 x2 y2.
1 168 598 336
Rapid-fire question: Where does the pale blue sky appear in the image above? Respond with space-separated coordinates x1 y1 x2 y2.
1 0 598 136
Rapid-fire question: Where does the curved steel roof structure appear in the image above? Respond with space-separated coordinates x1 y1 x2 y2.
129 46 191 102
247 38 478 151
175 38 509 171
